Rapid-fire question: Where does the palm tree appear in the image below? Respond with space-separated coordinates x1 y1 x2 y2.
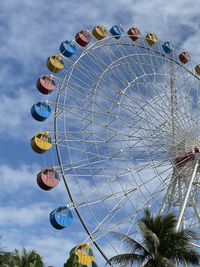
0 252 14 267
11 248 45 267
108 209 200 267
0 236 13 267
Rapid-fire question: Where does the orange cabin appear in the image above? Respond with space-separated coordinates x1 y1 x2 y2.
31 132 52 154
46 55 64 73
36 75 56 95
145 33 158 46
37 168 60 190
127 27 141 41
92 26 107 40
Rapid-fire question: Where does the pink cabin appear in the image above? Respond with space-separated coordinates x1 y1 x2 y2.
75 31 91 47
178 52 190 64
37 168 60 190
127 27 141 41
36 76 56 95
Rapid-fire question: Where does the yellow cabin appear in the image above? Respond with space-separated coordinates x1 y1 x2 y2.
145 33 158 46
195 65 200 75
31 132 52 154
71 244 94 265
92 26 107 40
46 55 64 73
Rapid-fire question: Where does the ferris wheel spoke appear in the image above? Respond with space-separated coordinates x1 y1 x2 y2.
68 187 138 209
68 44 137 95
75 162 168 215
87 188 138 235
90 183 169 242
59 63 192 151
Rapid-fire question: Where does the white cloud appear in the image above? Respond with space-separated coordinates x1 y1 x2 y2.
0 163 38 194
0 204 48 227
0 89 35 138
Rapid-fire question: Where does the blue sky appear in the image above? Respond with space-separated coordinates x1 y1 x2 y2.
1 0 200 266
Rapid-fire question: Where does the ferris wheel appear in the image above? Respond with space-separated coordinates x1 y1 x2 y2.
31 25 200 265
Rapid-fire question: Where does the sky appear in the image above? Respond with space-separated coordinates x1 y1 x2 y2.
1 0 200 266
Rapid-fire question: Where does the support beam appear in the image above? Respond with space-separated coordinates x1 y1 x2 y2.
176 160 199 232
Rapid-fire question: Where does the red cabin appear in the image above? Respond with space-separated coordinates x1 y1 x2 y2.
37 168 60 190
75 31 91 47
127 27 141 41
178 52 190 64
36 75 56 95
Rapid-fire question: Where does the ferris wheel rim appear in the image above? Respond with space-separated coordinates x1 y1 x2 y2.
50 27 200 261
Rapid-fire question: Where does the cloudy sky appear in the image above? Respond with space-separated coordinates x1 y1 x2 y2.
1 0 200 266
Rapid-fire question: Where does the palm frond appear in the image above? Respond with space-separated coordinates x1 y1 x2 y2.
140 222 159 256
170 247 200 265
108 252 146 266
157 213 177 238
111 231 150 256
140 210 177 239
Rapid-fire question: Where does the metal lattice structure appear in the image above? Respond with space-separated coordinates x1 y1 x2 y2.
33 26 200 264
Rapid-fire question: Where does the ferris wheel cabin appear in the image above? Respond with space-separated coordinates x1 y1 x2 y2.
145 33 158 46
127 27 141 41
50 206 73 230
47 55 64 73
92 26 107 40
31 101 52 121
31 132 52 154
37 168 60 190
36 75 56 95
75 30 91 47
70 244 94 266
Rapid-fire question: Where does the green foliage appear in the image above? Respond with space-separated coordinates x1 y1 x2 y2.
64 254 82 267
108 209 200 266
29 254 45 267
92 261 98 267
0 236 14 267
9 248 45 267
0 237 45 267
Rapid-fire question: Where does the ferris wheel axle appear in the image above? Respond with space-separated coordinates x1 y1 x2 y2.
174 146 200 168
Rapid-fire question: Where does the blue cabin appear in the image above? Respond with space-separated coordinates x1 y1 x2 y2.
162 41 174 54
31 101 52 121
60 41 77 57
110 25 124 39
50 206 73 230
